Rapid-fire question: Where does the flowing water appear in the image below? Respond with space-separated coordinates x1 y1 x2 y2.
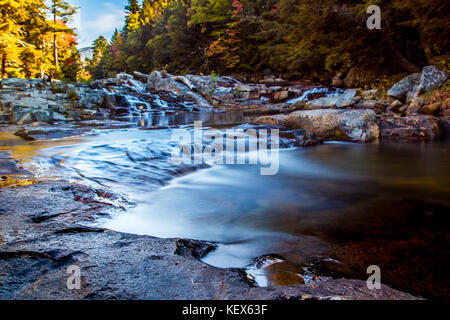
1 113 449 298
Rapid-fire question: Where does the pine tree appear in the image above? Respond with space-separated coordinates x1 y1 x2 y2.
49 0 77 70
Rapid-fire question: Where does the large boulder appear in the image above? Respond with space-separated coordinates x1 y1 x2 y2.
420 65 448 92
185 75 217 98
255 110 379 142
147 71 165 90
387 73 422 102
286 109 379 142
147 71 213 109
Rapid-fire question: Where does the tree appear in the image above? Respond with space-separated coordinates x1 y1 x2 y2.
88 36 112 79
49 0 77 69
0 0 48 77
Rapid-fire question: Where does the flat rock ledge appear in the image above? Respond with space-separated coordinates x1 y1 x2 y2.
0 156 419 300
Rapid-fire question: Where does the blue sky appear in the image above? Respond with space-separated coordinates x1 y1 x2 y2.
69 0 130 48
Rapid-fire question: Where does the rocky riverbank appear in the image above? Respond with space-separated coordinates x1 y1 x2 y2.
0 152 419 300
1 66 449 145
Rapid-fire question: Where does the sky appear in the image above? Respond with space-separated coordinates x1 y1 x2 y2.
69 0 130 48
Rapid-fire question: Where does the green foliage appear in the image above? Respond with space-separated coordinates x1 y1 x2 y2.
86 0 449 80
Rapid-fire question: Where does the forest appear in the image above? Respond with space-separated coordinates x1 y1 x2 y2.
1 0 449 85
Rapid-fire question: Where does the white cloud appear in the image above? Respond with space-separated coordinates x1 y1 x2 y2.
84 3 125 34
76 2 125 48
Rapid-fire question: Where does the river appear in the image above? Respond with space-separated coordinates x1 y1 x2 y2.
1 115 449 298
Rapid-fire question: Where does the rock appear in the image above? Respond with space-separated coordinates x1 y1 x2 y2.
305 89 357 109
294 131 323 147
362 89 378 100
387 73 422 102
147 72 213 108
185 75 217 98
420 102 441 115
305 97 340 109
254 114 289 126
14 128 37 141
291 100 306 110
387 100 404 113
133 71 149 82
344 67 378 88
332 73 344 87
16 112 33 125
378 114 441 140
286 109 380 142
336 89 358 107
211 87 235 105
81 109 97 121
273 90 289 101
116 72 134 82
0 112 11 124
420 66 448 92
147 71 165 90
53 112 67 121
172 76 196 91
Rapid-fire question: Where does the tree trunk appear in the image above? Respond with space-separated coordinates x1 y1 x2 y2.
384 34 421 74
419 32 433 65
1 53 7 78
53 3 59 69
54 34 58 68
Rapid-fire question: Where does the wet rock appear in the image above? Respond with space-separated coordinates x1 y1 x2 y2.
0 152 32 176
14 125 89 141
133 71 149 82
147 72 213 109
387 73 422 102
378 114 441 140
175 239 216 259
292 130 323 147
286 109 380 142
